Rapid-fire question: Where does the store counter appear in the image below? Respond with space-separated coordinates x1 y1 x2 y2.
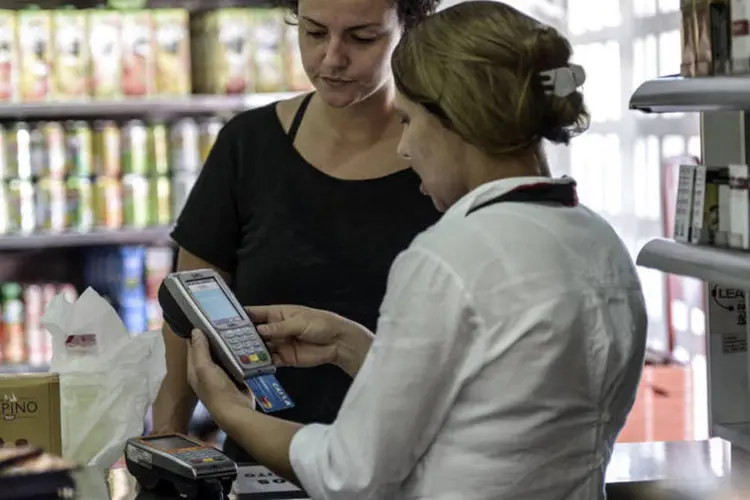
60 439 750 499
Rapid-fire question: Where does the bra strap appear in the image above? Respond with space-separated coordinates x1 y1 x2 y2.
288 93 314 141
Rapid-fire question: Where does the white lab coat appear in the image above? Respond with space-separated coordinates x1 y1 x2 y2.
289 176 648 500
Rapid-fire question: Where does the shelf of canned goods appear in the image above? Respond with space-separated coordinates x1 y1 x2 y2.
0 94 296 121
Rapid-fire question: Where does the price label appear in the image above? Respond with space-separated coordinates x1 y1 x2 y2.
107 0 148 9
234 465 308 497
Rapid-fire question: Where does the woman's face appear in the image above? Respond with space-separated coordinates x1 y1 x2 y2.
297 0 402 108
395 92 469 213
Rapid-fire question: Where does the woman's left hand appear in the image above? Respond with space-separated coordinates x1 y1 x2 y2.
186 329 254 416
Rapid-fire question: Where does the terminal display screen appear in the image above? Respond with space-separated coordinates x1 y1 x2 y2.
187 278 242 326
146 435 197 451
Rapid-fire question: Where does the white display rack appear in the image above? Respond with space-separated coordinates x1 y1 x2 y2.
631 76 750 451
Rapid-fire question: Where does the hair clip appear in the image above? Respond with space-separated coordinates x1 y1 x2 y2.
538 64 586 98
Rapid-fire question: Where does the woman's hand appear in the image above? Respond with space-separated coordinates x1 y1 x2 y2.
248 305 375 377
186 329 254 420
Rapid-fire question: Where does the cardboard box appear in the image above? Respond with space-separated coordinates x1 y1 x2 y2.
681 0 732 76
0 373 61 455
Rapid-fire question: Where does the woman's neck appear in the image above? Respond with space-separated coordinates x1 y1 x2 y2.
314 84 399 144
467 144 550 191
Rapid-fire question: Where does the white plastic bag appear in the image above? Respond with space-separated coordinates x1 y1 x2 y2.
41 287 166 469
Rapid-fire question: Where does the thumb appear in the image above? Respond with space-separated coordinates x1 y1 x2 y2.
190 329 210 355
256 317 308 341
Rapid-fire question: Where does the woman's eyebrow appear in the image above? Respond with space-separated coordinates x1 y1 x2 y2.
300 16 381 30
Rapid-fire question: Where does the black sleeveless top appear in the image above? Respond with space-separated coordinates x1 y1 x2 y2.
171 95 440 459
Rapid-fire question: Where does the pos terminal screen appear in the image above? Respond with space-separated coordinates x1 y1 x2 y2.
187 279 242 326
146 436 197 450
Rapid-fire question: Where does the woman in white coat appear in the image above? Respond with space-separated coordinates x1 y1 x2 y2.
186 2 648 499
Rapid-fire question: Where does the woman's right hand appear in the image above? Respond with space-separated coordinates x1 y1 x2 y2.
247 305 374 377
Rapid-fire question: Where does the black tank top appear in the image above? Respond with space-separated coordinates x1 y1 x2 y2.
171 94 440 461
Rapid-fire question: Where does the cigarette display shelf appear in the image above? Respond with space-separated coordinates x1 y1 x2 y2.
0 226 174 251
0 93 297 121
632 75 750 453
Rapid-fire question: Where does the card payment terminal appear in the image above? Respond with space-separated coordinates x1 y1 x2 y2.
159 269 295 413
125 434 238 499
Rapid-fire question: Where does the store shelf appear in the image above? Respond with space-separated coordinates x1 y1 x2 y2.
0 364 49 374
0 226 173 250
630 75 750 113
0 93 298 121
636 238 750 289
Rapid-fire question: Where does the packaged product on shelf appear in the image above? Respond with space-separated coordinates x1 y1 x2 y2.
681 0 731 76
92 120 121 177
122 119 148 175
145 246 174 331
8 178 35 234
0 182 9 234
0 11 18 102
93 175 123 230
283 22 310 91
198 117 224 164
52 8 89 100
728 164 750 249
66 175 93 232
122 10 155 98
171 171 197 218
2 282 27 364
42 121 66 179
0 125 10 181
18 9 52 102
148 175 172 226
9 122 32 180
28 123 46 179
169 117 200 172
122 173 149 228
41 283 57 363
65 120 92 177
89 9 122 99
731 0 750 73
147 121 169 176
152 8 191 96
250 8 287 93
691 165 724 245
24 283 47 367
35 177 66 233
192 9 252 95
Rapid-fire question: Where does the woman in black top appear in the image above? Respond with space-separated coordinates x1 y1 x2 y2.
150 0 441 461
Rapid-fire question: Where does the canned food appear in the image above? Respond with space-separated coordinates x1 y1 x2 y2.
10 122 31 180
148 175 172 226
93 176 122 229
0 182 8 234
122 120 148 176
23 284 46 367
171 172 197 218
66 176 94 232
199 117 224 165
7 178 35 234
65 120 92 177
2 282 25 364
29 123 45 179
0 124 10 181
42 121 66 179
122 173 149 227
170 118 200 173
92 120 121 177
35 177 66 232
148 122 170 176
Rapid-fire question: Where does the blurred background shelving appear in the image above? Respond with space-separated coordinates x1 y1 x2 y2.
0 0 309 376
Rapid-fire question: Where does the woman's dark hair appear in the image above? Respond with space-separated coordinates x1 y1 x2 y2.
273 0 440 30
